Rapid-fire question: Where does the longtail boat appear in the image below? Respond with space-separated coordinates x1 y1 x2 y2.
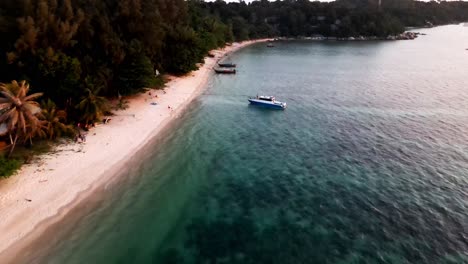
218 62 236 68
214 68 236 74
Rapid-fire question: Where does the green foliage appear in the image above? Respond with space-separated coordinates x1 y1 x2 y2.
76 87 110 125
163 26 203 74
36 50 82 106
40 99 75 140
231 16 250 41
115 98 130 111
115 54 158 95
197 0 468 39
0 156 21 178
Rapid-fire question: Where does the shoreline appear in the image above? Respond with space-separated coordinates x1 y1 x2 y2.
277 31 423 41
0 39 269 262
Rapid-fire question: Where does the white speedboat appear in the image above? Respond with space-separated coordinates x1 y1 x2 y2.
248 95 286 110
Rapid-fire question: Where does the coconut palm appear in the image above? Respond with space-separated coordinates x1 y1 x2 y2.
40 99 74 140
25 119 47 143
0 80 43 156
75 88 110 125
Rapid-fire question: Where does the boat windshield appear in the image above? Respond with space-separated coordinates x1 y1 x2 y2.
258 96 274 101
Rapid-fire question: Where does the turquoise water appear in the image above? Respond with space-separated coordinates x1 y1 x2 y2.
20 25 468 263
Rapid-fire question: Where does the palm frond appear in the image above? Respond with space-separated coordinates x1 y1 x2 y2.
0 102 12 110
24 103 41 115
17 80 28 98
24 92 44 102
10 110 19 131
0 91 17 105
0 108 15 124
18 112 26 134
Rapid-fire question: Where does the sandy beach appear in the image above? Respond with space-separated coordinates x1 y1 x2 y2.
0 39 268 261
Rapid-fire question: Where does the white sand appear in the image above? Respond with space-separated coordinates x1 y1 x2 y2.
0 39 269 260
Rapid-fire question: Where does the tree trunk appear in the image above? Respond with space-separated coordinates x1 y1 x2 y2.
8 134 18 158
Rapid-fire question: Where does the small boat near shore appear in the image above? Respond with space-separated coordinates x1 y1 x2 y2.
214 68 236 74
267 43 275 47
218 62 236 68
248 95 286 109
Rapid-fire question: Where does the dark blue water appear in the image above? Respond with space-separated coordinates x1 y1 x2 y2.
21 25 468 264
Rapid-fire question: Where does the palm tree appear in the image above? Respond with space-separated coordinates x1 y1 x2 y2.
75 88 110 125
0 80 43 156
40 99 74 140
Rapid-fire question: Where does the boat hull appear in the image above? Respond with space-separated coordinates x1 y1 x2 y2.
214 69 236 74
218 63 236 68
248 99 286 109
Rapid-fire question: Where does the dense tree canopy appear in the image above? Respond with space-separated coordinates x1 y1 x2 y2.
201 0 468 39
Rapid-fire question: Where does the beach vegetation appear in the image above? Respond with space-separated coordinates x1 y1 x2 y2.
0 80 44 156
0 156 21 178
9 140 53 164
163 26 204 74
115 53 160 95
40 99 75 140
115 97 130 111
75 87 110 126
